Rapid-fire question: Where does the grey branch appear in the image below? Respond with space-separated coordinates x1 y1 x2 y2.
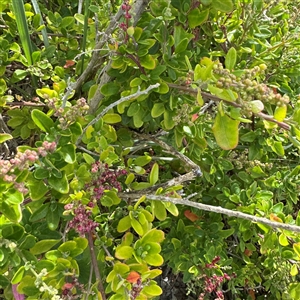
147 194 300 233
135 132 202 176
168 83 291 131
76 83 160 145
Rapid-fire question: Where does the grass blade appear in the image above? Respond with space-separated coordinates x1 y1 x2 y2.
11 0 33 65
30 0 49 47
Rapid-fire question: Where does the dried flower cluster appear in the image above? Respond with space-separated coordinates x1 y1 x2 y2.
64 201 98 236
198 256 235 300
87 161 127 201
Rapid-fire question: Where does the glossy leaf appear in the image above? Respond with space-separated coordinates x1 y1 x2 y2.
225 47 237 70
115 245 134 260
0 133 13 143
31 109 54 133
212 0 233 12
212 111 240 150
149 163 159 185
103 114 122 124
30 239 60 255
48 172 69 194
117 216 132 232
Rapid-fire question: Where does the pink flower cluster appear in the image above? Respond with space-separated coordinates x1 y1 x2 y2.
0 141 56 194
65 201 98 236
87 161 127 201
198 256 235 300
119 0 132 33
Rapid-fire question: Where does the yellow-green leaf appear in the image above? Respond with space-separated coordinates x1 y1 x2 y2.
103 114 121 124
117 216 132 232
291 264 298 276
212 111 240 150
225 47 237 70
274 105 287 122
293 242 300 258
115 245 134 260
149 163 159 185
142 284 163 296
30 239 60 255
279 233 289 246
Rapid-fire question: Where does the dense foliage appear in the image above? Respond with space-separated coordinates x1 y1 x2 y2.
1 0 300 299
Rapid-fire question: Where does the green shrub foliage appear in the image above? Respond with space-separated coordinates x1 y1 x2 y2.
1 0 300 299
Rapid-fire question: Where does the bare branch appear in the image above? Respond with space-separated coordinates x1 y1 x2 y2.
147 194 300 233
134 132 202 176
76 83 160 145
168 83 291 131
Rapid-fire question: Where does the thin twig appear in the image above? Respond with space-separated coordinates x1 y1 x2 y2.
76 83 160 145
168 83 291 130
147 194 300 233
135 132 202 176
87 231 106 300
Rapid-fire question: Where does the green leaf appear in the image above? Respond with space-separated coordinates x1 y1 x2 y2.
141 228 165 245
100 82 119 96
274 105 287 122
153 201 167 221
144 253 164 266
103 190 121 205
0 133 12 143
175 38 189 54
225 47 237 70
143 284 163 296
34 168 49 179
29 203 50 222
36 88 58 98
134 155 151 166
164 202 179 216
293 242 300 258
212 0 233 13
4 188 23 204
47 207 60 231
30 239 60 255
290 264 298 276
48 172 69 194
61 16 74 28
127 102 140 117
140 55 156 70
188 8 209 28
163 110 175 130
131 218 144 236
103 113 122 124
117 216 132 232
58 241 77 253
279 233 289 246
212 111 240 150
149 163 159 185
28 177 48 200
2 202 22 222
208 85 237 102
60 144 76 163
11 266 25 284
19 235 36 249
31 109 54 133
115 245 134 260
